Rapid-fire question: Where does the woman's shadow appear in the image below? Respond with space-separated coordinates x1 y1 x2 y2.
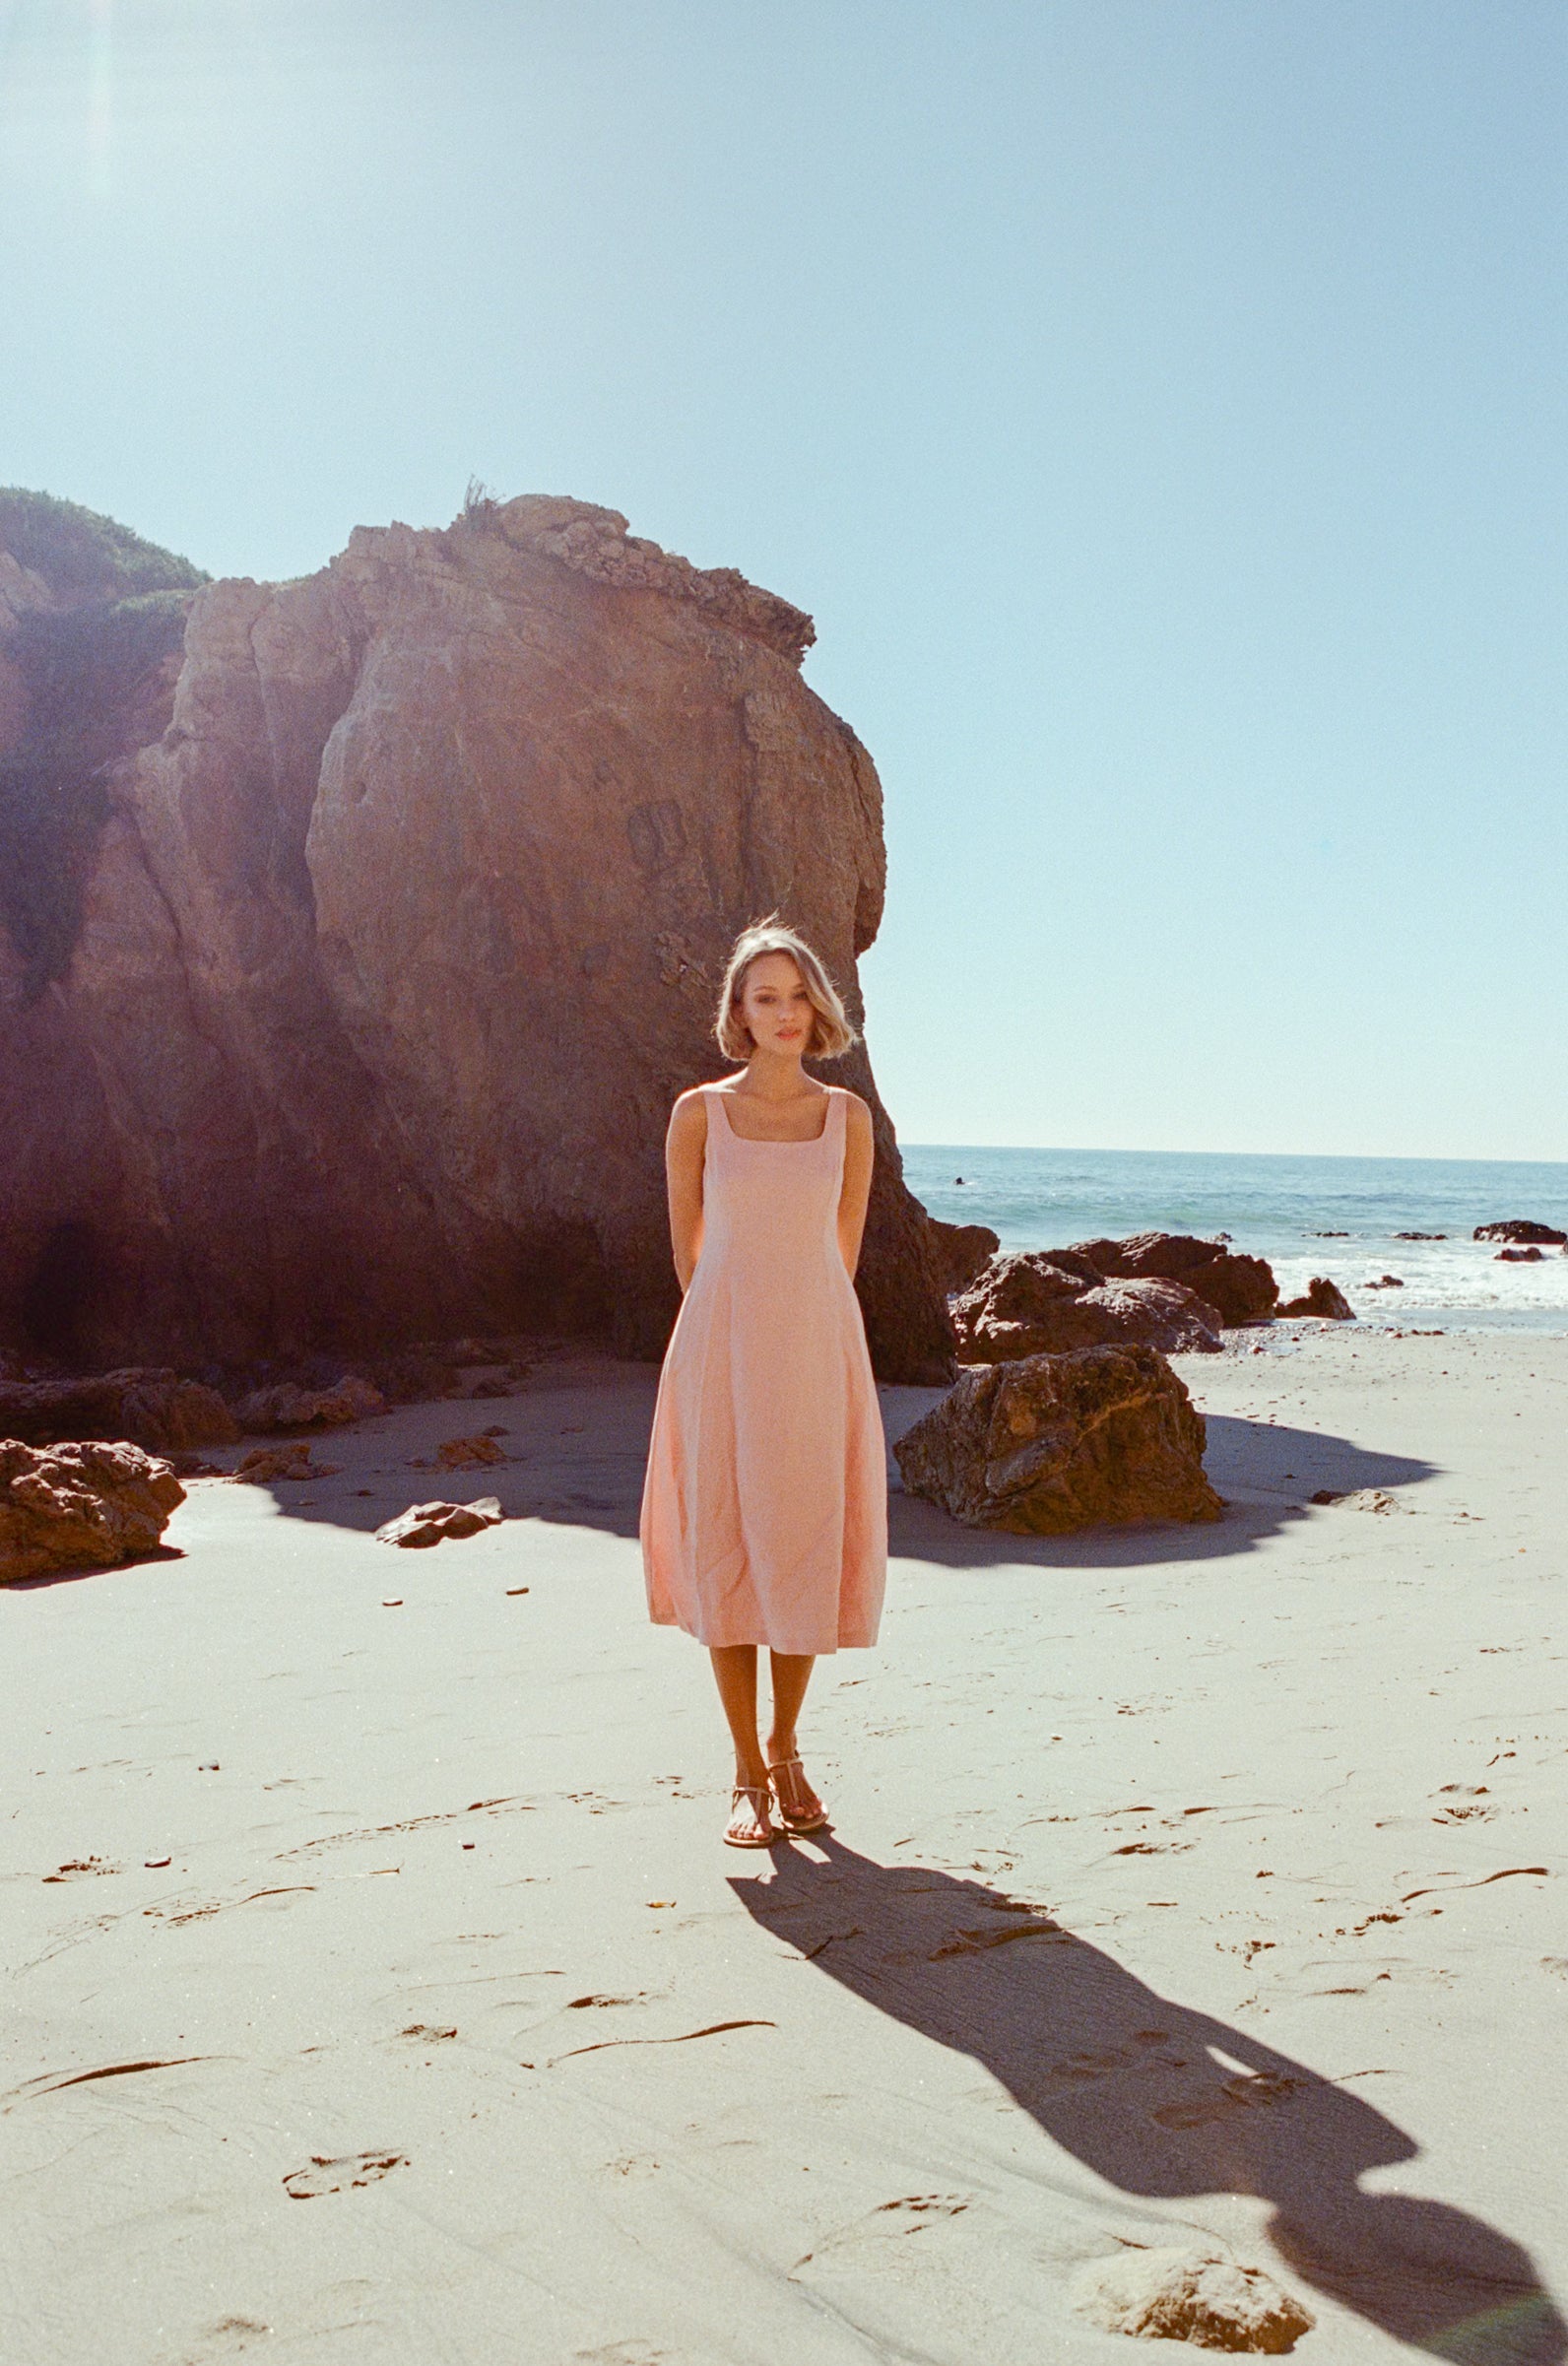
733 1840 1563 2366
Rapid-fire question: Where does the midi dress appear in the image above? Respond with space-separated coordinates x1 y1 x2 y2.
640 1084 887 1655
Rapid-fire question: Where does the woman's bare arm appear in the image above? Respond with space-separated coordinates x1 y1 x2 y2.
837 1093 875 1279
665 1090 708 1292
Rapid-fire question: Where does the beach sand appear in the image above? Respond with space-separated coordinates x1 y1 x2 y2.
4 1330 1565 2364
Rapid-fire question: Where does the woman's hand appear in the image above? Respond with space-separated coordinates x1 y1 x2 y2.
665 1090 708 1291
837 1093 875 1279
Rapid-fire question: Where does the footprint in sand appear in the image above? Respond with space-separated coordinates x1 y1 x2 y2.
42 1857 119 1881
1153 2070 1302 2130
282 2149 407 2201
794 2194 970 2272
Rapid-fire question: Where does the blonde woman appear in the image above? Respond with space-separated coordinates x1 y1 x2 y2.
640 919 888 1847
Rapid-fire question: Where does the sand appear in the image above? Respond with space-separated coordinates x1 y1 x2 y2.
3 1330 1565 2365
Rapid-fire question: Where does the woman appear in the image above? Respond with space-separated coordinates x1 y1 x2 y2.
640 918 888 1848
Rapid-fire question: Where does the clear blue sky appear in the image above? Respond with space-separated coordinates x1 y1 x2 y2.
3 1 1564 1159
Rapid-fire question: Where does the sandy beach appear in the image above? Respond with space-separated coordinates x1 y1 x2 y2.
4 1327 1565 2365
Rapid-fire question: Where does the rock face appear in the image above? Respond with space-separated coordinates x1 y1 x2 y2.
1069 1233 1277 1325
0 1369 238 1450
1070 2247 1314 2352
1475 1219 1566 1245
893 1345 1223 1533
0 493 952 1383
950 1254 1221 1358
0 1437 185 1582
1277 1277 1355 1320
927 1216 1001 1295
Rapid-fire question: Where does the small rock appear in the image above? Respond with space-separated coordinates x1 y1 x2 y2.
235 1375 387 1434
0 1440 185 1584
435 1433 506 1470
376 1497 504 1548
1277 1278 1355 1320
1395 1231 1446 1241
231 1442 315 1482
1495 1245 1543 1263
1362 1275 1404 1290
893 1345 1222 1534
1070 2245 1314 2352
1474 1218 1566 1245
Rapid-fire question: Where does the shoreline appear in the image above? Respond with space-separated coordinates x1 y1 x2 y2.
5 1329 1565 2363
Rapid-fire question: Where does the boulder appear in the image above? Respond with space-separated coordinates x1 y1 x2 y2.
1495 1245 1544 1263
893 1345 1223 1534
927 1216 1001 1295
1362 1274 1404 1290
1474 1219 1566 1245
230 1441 335 1482
0 492 951 1386
0 1369 237 1451
375 1496 503 1548
234 1376 387 1433
950 1255 1221 1360
1063 1233 1277 1325
434 1432 506 1469
0 1437 184 1582
1277 1277 1355 1320
1070 2247 1314 2352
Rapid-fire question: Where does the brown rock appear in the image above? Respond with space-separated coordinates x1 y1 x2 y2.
0 1437 184 1583
435 1432 506 1469
0 493 950 1385
375 1496 503 1547
1067 1232 1277 1325
1277 1277 1355 1320
927 1216 1001 1295
0 1368 238 1450
892 1345 1223 1534
1495 1245 1544 1263
231 1441 320 1481
235 1376 387 1433
1363 1274 1404 1290
1070 2246 1314 2352
1474 1218 1566 1245
950 1255 1220 1359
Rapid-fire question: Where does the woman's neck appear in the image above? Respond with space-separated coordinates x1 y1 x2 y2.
739 1049 815 1100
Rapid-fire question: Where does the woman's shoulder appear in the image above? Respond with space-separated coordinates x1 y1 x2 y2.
833 1085 874 1127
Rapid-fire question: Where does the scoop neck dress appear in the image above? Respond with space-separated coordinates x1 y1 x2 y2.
640 1083 887 1655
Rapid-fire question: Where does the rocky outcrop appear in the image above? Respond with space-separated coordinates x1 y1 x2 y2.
0 1369 237 1451
1070 2248 1313 2352
233 1376 386 1434
950 1253 1221 1358
1495 1245 1544 1263
1278 1277 1355 1320
927 1216 1001 1295
893 1345 1223 1533
0 1437 184 1582
1068 1233 1277 1325
1475 1219 1566 1245
0 492 952 1383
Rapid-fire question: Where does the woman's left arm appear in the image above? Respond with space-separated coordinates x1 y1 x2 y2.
837 1093 876 1279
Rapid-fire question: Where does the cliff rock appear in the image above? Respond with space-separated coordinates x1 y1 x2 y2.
0 492 952 1382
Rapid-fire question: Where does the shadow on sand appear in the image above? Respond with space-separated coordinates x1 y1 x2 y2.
734 1839 1563 2366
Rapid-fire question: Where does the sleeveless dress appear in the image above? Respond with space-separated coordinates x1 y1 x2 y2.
641 1084 887 1655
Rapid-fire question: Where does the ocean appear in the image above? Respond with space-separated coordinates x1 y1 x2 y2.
898 1145 1568 1333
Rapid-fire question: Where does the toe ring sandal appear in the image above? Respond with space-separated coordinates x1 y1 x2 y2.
767 1756 829 1833
723 1784 778 1849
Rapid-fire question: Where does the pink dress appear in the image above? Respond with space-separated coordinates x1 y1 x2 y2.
641 1084 887 1655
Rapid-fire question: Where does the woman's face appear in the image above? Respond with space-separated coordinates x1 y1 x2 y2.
737 952 816 1058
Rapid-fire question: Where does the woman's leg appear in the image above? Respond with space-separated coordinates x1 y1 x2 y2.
766 1652 825 1824
709 1645 773 1844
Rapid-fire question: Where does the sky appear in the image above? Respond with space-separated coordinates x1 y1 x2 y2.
2 0 1565 1160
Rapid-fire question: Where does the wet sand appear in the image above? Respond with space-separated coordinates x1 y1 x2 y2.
4 1329 1565 2364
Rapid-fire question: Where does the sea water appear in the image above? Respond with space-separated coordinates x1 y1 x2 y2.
899 1145 1568 1333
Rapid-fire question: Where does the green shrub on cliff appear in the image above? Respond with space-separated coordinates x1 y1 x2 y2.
0 487 207 603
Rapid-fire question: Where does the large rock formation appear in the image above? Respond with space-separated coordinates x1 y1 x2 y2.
1068 1232 1278 1325
893 1345 1223 1533
949 1252 1222 1358
0 491 952 1381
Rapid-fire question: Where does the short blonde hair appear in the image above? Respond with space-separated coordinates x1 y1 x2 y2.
715 916 858 1062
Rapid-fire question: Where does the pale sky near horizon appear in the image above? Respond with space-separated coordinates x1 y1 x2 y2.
3 1 1564 1161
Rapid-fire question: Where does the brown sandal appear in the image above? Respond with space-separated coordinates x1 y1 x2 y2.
767 1756 829 1833
723 1784 779 1849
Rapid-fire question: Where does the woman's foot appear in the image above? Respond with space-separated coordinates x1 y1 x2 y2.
767 1755 828 1833
723 1784 778 1849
